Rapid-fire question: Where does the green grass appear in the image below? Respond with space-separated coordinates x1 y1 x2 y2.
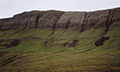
0 27 120 72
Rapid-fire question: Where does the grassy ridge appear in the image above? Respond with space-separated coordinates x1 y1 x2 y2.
0 28 120 72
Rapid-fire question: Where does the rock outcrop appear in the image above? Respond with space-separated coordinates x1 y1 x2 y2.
0 7 120 31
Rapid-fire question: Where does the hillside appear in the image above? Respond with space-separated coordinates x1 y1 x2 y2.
0 7 120 72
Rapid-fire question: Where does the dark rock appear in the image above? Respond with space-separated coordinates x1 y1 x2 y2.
69 39 79 47
95 37 109 47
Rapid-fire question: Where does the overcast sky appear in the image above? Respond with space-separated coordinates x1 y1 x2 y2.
0 0 120 18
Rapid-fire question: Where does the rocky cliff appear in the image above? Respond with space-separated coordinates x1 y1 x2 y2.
0 7 120 72
0 7 120 31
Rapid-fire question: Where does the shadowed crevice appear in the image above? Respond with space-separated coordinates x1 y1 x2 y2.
95 9 115 47
65 14 75 29
104 9 114 34
35 14 43 28
52 12 65 34
80 12 87 32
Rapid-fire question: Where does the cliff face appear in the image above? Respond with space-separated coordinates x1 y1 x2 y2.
0 7 120 31
0 8 120 72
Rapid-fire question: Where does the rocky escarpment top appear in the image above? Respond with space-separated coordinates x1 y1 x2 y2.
0 7 120 31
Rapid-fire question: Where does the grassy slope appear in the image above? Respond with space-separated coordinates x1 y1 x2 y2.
0 27 120 72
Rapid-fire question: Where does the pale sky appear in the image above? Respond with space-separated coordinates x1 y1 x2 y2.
0 0 120 18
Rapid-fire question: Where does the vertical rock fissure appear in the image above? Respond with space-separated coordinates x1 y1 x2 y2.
90 12 95 28
95 9 115 47
52 19 59 34
13 21 29 34
35 14 42 28
23 20 29 30
65 17 72 29
80 12 87 32
13 22 16 30
52 12 65 34
65 14 76 29
104 10 111 34
52 21 57 31
102 9 114 35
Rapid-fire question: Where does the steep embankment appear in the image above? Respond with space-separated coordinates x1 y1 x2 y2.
0 7 120 72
